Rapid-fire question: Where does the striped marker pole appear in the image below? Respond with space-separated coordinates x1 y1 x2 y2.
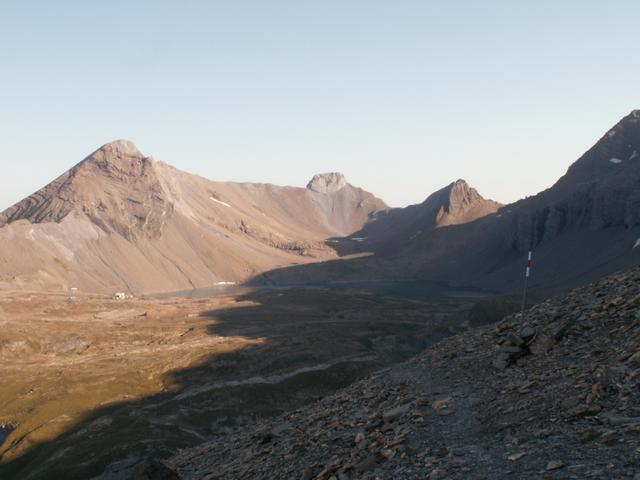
521 251 532 315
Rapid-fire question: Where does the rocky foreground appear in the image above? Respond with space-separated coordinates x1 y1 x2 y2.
164 267 640 479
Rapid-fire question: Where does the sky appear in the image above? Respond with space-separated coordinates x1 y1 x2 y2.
1 1 639 210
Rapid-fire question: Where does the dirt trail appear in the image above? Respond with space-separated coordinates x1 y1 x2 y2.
172 354 378 401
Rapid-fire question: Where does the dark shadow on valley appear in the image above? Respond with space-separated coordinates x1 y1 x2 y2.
0 280 527 480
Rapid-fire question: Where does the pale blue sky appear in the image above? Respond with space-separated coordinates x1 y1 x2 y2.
1 1 638 209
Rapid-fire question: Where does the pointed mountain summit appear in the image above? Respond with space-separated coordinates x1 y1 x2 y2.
346 179 501 253
423 179 503 228
304 171 387 233
550 109 639 190
397 178 502 231
78 140 148 174
0 140 169 239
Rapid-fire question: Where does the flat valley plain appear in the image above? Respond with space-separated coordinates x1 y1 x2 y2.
0 286 514 479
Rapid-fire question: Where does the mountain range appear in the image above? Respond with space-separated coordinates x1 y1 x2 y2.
1 110 639 294
253 110 640 292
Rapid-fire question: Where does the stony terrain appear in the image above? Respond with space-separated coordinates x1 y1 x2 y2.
169 267 640 479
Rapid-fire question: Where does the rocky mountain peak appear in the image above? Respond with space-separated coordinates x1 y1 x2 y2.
0 140 169 239
553 109 640 192
307 172 347 194
78 140 152 177
423 179 502 228
607 109 640 135
451 178 469 188
101 139 142 156
446 179 483 208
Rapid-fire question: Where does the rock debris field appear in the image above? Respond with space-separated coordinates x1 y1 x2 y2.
168 267 640 479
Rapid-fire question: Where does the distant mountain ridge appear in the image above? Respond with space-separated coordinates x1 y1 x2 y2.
256 109 640 293
1 110 639 294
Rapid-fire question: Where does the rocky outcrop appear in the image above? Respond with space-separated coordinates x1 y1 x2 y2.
97 457 180 480
307 172 348 194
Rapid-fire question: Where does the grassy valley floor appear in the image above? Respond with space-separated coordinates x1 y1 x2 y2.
0 286 501 479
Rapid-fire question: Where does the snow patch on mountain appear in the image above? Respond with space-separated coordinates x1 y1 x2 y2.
210 197 232 208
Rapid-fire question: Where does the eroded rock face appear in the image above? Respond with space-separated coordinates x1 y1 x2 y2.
307 172 348 194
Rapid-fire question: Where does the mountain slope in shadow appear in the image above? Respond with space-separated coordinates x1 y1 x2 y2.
253 110 640 294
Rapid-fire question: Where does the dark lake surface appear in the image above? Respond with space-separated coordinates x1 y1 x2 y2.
0 424 14 447
150 279 496 300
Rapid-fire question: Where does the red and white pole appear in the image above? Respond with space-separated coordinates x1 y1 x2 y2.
521 251 532 314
